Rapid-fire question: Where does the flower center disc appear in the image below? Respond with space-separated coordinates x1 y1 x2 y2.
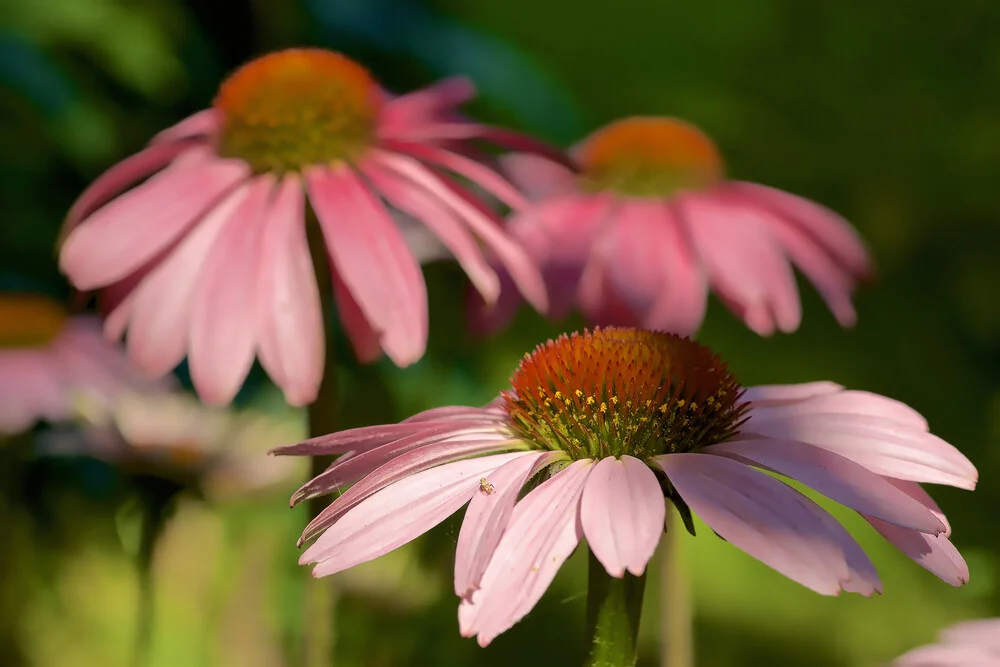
214 48 380 174
503 328 746 460
575 117 724 198
0 295 68 349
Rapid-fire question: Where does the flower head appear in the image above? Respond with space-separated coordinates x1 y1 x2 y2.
273 327 975 647
0 294 162 435
473 116 873 337
893 618 1000 666
59 48 560 407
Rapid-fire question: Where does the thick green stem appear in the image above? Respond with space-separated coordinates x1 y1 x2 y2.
659 509 692 667
585 548 647 667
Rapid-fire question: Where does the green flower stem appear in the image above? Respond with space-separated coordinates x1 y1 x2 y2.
659 509 692 667
585 548 647 667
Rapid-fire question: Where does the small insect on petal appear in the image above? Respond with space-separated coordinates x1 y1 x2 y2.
479 478 496 495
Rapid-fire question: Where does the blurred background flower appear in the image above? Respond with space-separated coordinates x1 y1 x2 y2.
892 617 1000 665
1 0 999 666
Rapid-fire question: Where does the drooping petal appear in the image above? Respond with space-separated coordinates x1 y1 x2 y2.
362 161 500 303
460 459 592 647
378 77 476 137
126 183 251 376
370 149 548 313
743 382 844 407
256 175 324 406
60 154 249 290
331 270 383 364
499 153 579 201
271 418 498 457
580 455 665 577
188 176 275 405
306 165 428 366
742 413 978 490
150 109 222 144
654 453 857 595
886 479 951 536
301 452 530 576
705 439 944 533
680 191 801 335
866 517 969 586
454 451 560 597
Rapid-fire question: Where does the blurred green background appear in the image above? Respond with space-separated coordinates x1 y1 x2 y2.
2 0 999 665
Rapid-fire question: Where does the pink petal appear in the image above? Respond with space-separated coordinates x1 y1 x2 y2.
581 455 665 577
654 453 860 595
729 182 872 278
499 153 580 201
705 439 944 533
750 390 928 430
886 479 951 536
306 165 428 366
940 619 1000 650
362 160 500 303
893 644 999 666
63 139 200 233
379 77 476 136
460 459 592 647
403 402 504 423
125 183 251 376
680 191 802 335
60 153 249 290
149 109 221 145
743 382 844 407
301 452 530 576
271 418 497 457
0 352 63 432
370 149 548 313
454 451 560 597
331 269 384 364
256 176 323 406
187 176 275 405
576 240 644 328
384 140 527 209
866 517 969 586
743 413 978 490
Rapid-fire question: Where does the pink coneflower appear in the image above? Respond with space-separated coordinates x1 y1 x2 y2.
473 117 873 337
893 618 1000 665
0 294 161 435
59 48 555 407
272 327 975 647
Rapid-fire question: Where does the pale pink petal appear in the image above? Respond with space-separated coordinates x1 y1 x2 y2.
370 149 548 313
643 204 709 335
301 452 530 576
362 161 500 303
654 453 857 594
730 182 871 278
150 109 222 144
306 165 428 366
743 413 978 490
577 241 644 328
125 183 251 376
256 175 323 406
454 451 560 597
743 382 844 407
384 141 527 209
894 644 999 666
271 418 498 457
0 353 61 432
186 176 274 405
581 455 665 577
499 153 580 201
886 479 951 536
941 619 1000 650
867 517 969 586
331 270 383 364
680 191 802 335
103 293 133 341
379 77 476 136
60 154 249 290
460 459 592 647
750 390 928 430
706 439 944 533
64 139 200 233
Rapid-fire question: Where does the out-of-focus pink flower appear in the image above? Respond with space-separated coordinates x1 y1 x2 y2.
57 390 305 499
59 48 558 407
0 294 162 435
893 618 1000 665
473 117 873 337
272 327 975 647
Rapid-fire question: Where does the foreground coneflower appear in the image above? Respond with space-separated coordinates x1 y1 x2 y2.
272 327 975 653
59 48 557 407
0 294 161 435
473 117 872 337
893 618 1000 665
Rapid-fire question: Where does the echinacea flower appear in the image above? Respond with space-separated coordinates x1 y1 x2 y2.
473 117 873 337
272 327 975 647
0 294 162 435
893 618 1000 666
59 48 558 407
54 390 305 499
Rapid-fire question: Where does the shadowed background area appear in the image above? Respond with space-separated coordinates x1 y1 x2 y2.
1 0 998 665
